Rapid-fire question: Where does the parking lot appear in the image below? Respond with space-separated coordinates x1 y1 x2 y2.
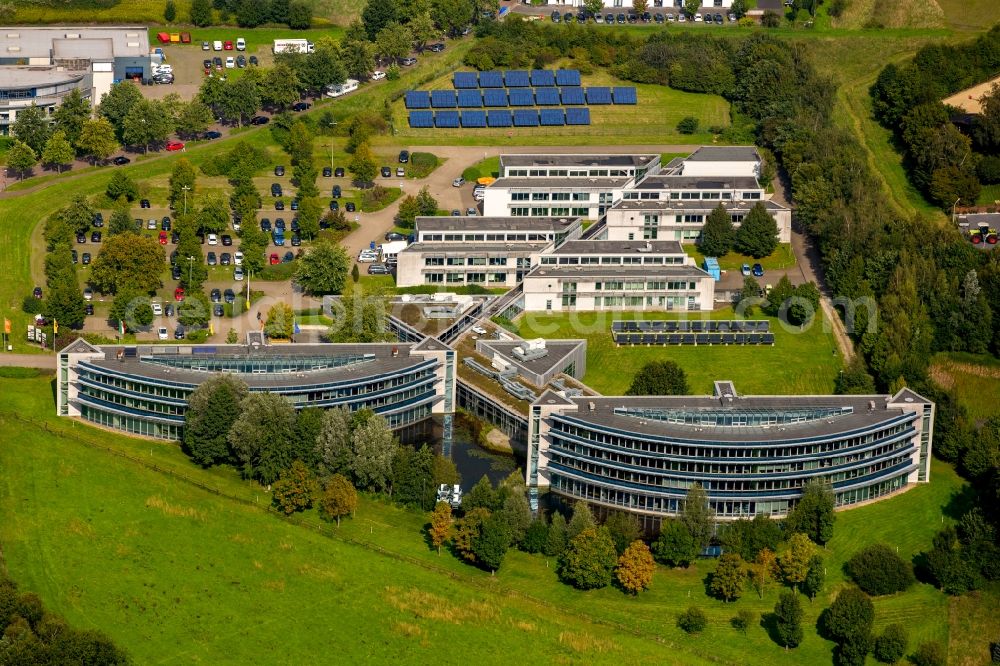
142 36 280 102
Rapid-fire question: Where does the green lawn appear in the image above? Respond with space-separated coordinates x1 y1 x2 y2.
929 351 1000 421
0 374 962 664
977 183 1000 206
515 306 843 395
684 243 796 271
462 156 500 182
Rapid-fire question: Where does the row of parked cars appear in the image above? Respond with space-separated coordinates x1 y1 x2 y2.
552 9 735 24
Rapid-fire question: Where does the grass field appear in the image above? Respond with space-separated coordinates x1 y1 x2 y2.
936 0 1000 32
0 373 963 664
977 183 1000 206
514 306 842 395
929 351 1000 421
683 243 796 271
11 0 360 26
391 66 730 147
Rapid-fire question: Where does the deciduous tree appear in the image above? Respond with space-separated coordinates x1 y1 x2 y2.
183 374 249 466
12 103 51 154
6 141 37 180
294 241 350 295
559 527 617 590
677 606 707 634
320 474 358 523
349 141 378 186
52 88 90 147
780 533 817 590
189 0 213 26
169 158 197 211
711 553 747 602
89 234 165 295
603 511 641 555
616 540 655 595
227 392 297 484
472 513 511 573
264 302 295 339
99 81 144 141
453 507 489 562
845 544 914 596
567 500 595 541
802 554 824 601
823 586 874 645
873 624 908 664
349 409 397 492
785 478 836 544
773 590 803 649
316 407 353 476
41 130 74 173
76 117 119 164
429 501 453 553
682 483 713 549
653 519 697 567
544 512 568 556
106 170 138 202
626 360 689 396
271 460 319 514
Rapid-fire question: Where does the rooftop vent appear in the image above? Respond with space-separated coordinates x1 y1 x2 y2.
588 401 595 411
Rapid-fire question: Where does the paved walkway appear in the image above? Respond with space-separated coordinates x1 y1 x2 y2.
0 353 56 369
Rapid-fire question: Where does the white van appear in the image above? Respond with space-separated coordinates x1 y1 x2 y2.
236 37 246 51
325 79 359 98
213 40 223 51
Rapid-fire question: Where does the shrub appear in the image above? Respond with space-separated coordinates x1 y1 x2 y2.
978 155 1000 184
823 587 874 644
408 152 439 178
845 544 915 595
730 609 756 634
677 606 707 634
677 116 699 134
361 185 399 211
873 624 908 664
386 65 400 80
22 295 42 315
911 641 946 666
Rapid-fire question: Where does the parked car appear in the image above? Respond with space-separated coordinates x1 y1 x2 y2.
161 217 171 230
165 303 174 316
249 55 258 66
32 287 42 299
551 10 561 22
202 41 210 51
381 166 391 178
334 167 345 177
291 102 311 111
224 40 234 50
269 253 280 265
158 326 168 340
85 303 94 316
452 176 465 187
271 183 283 197
236 37 246 51
234 251 244 266
166 140 185 151
471 325 487 335
224 289 235 303
171 265 181 280
605 13 614 23
450 209 461 216
236 55 246 68
112 156 131 166
275 165 285 177
76 233 86 244
332 185 342 198
398 150 409 163
282 251 294 263
220 253 231 265
146 219 157 230
323 166 332 177
213 304 224 317
207 252 217 266
466 207 477 216
368 264 389 275
210 288 221 303
329 200 339 211
150 301 161 315
159 231 168 244
208 233 218 245
174 287 185 300
290 199 299 211
741 263 751 276
140 199 151 209
371 70 386 80
174 325 185 340
71 250 77 264
213 40 223 51
275 200 285 210
250 116 269 126
428 43 445 52
752 263 764 277
291 234 301 247
234 267 244 281
345 202 356 212
385 232 406 241
400 57 417 66
396 167 405 177
81 253 91 265
222 234 232 246
93 213 104 227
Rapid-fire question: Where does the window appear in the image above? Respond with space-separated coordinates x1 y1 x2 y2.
424 257 444 266
529 169 545 177
551 207 569 216
742 192 762 200
572 208 589 216
511 207 529 216
551 192 570 201
531 208 549 216
489 273 506 283
509 169 528 176
446 273 464 283
561 294 576 307
531 192 549 201
572 192 590 201
511 192 530 201
562 282 577 293
425 273 443 283
466 272 486 283
468 257 486 266
446 257 465 266
488 257 506 266
643 227 657 240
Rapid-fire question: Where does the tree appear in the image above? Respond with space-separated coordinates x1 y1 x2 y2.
699 204 735 257
89 234 164 295
183 375 248 466
731 608 756 634
197 195 229 234
472 513 511 573
177 288 210 328
189 0 212 25
780 533 817 590
341 38 376 80
264 302 295 339
566 500 595 541
544 512 568 557
626 360 689 396
463 475 497 512
911 641 946 666
45 264 87 330
76 117 119 164
122 99 174 152
99 82 143 141
522 520 548 554
41 130 74 173
837 633 873 666
175 100 213 139
497 493 532 547
349 410 396 492
773 591 803 648
271 460 319 514
677 116 699 134
735 202 779 258
802 555 824 601
263 63 302 110
681 483 713 550
416 185 437 215
375 23 412 64
315 407 352 476
632 0 647 15
52 88 90 147
653 519 697 567
785 478 836 544
164 0 176 21
845 544 915 596
292 407 324 470
349 141 378 186
731 0 747 17
395 195 421 227
293 241 350 296
429 501 453 553
222 76 261 127
677 606 707 634
823 587 874 645
761 9 781 26
603 511 640 556
409 11 438 51
169 158 197 211
390 444 435 508
6 141 37 180
873 624 908 664
106 171 138 203
559 527 618 590
835 356 877 394
12 104 50 154
453 507 488 562
297 197 322 240
362 0 399 40
227 393 297 484
616 540 654 595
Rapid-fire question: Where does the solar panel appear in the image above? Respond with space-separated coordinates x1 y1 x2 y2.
408 111 433 128
479 71 503 88
513 109 538 126
539 109 564 126
454 72 478 88
404 91 430 109
612 86 637 104
461 110 486 127
587 87 612 104
504 70 530 87
457 89 482 107
487 110 512 127
430 90 457 108
565 107 590 125
530 69 555 86
482 89 508 107
555 69 581 86
560 86 585 105
534 87 560 106
507 88 533 106
434 111 459 128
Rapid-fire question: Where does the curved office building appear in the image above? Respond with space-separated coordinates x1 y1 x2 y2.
528 381 933 530
57 338 455 440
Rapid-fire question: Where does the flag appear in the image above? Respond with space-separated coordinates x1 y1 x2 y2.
119 319 125 336
52 319 58 335
209 323 214 336
3 318 10 334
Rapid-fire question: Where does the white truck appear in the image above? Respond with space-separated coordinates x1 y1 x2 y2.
325 78 359 98
273 39 313 54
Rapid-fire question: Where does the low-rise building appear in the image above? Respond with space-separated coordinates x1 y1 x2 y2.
606 198 792 243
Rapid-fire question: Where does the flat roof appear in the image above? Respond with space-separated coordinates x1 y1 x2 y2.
477 339 586 387
685 146 760 162
525 264 709 279
551 239 685 255
401 242 549 253
634 175 761 190
490 176 633 189
500 153 658 168
0 66 86 88
80 343 434 389
0 26 150 59
52 38 114 61
416 216 581 232
611 199 789 212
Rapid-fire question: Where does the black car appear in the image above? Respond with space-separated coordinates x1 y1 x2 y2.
81 252 91 265
261 219 272 232
398 150 409 163
577 11 587 22
275 165 285 177
290 199 299 211
291 234 301 246
236 55 246 68
451 209 461 216
334 167 345 177
210 288 222 303
275 218 286 231
224 289 235 304
161 217 171 230
641 11 651 21
222 234 232 246
250 116 269 126
283 251 294 263
654 12 664 22
291 102 311 112
345 202 356 212
714 13 724 23
551 10 561 22
71 250 78 264
381 166 391 178
32 286 42 299
174 325 185 340
140 199 150 209
329 200 339 211
165 303 174 317
85 303 94 316
213 304 224 317
271 183 283 197
169 250 177 266
220 253 231 266
627 13 637 23
275 200 285 210
249 55 258 66
207 252 217 266
91 231 101 243
203 59 212 70
290 218 300 232
76 233 86 244
385 232 406 241
605 13 614 23
322 166 332 177
428 43 445 52
332 185 342 198
213 56 222 68
112 156 131 165
617 13 626 23
172 265 182 280
93 213 104 227
171 231 180 244
203 130 222 140
563 13 574 23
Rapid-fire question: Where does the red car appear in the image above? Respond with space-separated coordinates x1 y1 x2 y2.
166 140 185 151
174 287 185 301
159 231 168 244
224 40 234 50
269 253 280 265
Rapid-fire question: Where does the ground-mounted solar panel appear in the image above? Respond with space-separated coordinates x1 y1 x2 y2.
461 110 486 127
504 70 530 87
513 109 538 126
560 86 585 105
565 107 590 125
612 86 637 104
507 88 533 106
431 90 457 108
555 69 581 86
482 89 508 107
408 111 433 128
454 72 478 88
487 110 512 127
534 87 560 106
404 91 430 109
587 87 612 104
479 70 504 88
539 109 564 126
434 110 460 128
457 89 482 107
530 69 555 86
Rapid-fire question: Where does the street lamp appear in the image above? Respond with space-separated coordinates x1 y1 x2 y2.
952 197 961 225
182 185 191 215
186 255 195 285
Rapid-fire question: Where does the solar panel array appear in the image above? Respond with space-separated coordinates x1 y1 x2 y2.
613 86 638 104
534 87 561 106
461 111 486 127
587 86 612 104
539 109 564 126
408 110 586 128
611 320 774 346
555 69 582 86
434 111 459 128
457 89 481 107
404 91 429 109
504 70 530 87
430 90 456 108
560 86 585 105
487 110 511 127
508 88 533 107
513 109 538 127
566 107 590 125
530 69 555 86
408 111 433 128
483 89 508 107
478 70 504 88
453 72 478 88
